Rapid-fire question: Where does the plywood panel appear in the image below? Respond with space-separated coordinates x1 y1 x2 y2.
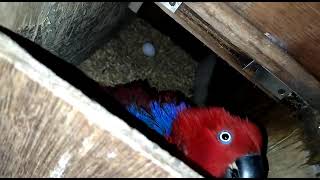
0 61 167 177
155 2 320 111
0 2 130 65
0 29 200 177
228 2 320 81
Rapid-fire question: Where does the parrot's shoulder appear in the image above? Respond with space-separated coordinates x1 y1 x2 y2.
127 101 189 137
104 80 192 136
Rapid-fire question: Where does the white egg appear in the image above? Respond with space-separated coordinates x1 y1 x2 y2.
142 42 156 57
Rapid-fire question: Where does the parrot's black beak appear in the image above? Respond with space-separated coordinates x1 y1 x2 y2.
224 154 265 178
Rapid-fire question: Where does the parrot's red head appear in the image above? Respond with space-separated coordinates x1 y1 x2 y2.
168 107 266 178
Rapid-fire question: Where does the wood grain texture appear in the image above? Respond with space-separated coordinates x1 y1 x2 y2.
0 31 200 177
228 2 320 81
154 4 320 174
156 2 320 111
0 62 164 177
260 104 318 178
154 2 275 99
0 2 130 65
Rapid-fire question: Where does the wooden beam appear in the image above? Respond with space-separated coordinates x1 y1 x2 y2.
227 2 320 81
0 30 200 177
155 2 320 111
0 2 129 65
155 2 269 95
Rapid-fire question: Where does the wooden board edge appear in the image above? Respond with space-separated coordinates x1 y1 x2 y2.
154 2 281 101
0 31 201 178
155 2 320 111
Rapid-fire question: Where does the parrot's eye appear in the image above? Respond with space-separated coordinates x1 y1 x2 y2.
218 131 232 144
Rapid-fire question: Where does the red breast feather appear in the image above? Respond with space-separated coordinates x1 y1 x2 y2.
168 107 263 177
102 80 187 109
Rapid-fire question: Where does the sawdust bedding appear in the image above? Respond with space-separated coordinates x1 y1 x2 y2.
78 17 197 98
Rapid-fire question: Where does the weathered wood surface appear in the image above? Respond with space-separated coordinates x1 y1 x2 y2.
154 2 269 97
0 30 201 177
0 2 130 65
228 2 320 81
155 2 320 112
261 104 318 178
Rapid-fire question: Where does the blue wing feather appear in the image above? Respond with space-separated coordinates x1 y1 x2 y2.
127 101 188 137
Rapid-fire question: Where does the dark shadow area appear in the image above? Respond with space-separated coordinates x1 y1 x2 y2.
0 25 213 178
137 2 211 62
0 3 275 177
206 60 276 119
137 3 275 119
138 3 272 176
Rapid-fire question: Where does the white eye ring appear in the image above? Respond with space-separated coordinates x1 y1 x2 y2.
218 131 232 144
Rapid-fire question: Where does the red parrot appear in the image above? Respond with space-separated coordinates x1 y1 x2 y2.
103 80 266 178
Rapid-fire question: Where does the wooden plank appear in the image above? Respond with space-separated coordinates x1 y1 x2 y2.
228 2 320 81
155 2 320 111
0 29 200 177
154 2 275 99
0 2 130 65
257 104 318 178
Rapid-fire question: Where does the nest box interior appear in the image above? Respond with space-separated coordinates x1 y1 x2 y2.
0 2 319 178
75 2 320 178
